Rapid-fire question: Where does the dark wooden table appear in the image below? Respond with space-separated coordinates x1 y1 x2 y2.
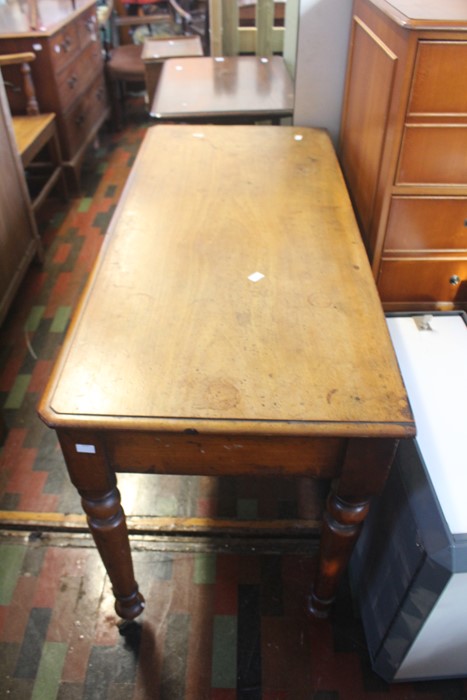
38 125 415 621
150 54 294 122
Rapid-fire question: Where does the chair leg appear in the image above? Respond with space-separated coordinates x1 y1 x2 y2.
25 120 68 218
0 411 7 447
108 77 124 131
49 127 68 203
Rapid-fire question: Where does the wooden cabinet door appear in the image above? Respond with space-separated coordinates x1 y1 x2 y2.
0 77 41 325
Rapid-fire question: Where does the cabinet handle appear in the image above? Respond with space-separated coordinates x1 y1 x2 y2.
449 275 461 286
61 36 73 52
74 114 85 126
67 75 78 89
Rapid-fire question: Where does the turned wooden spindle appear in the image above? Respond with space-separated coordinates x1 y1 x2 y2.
0 52 39 115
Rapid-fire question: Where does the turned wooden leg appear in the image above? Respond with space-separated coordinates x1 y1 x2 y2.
80 485 146 620
308 491 370 617
57 431 145 620
309 438 398 618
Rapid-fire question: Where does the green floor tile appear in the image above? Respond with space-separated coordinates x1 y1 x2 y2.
50 306 71 333
32 642 67 700
77 197 92 213
237 498 258 520
0 545 26 605
211 615 237 689
193 553 216 585
24 306 45 333
105 184 117 198
4 374 31 410
50 211 66 228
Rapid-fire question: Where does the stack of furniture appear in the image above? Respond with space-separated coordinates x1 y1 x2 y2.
150 0 298 123
105 0 199 128
339 0 467 311
0 0 110 191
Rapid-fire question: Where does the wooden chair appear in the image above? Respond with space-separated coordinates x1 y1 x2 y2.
105 0 195 128
208 0 299 77
0 52 67 219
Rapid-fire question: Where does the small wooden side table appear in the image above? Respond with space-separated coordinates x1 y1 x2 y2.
150 54 294 123
142 34 203 106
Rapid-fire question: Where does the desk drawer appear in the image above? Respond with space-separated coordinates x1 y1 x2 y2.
59 74 107 159
396 125 467 186
409 41 467 115
378 258 467 303
106 432 345 478
76 5 100 48
56 41 104 113
50 23 81 72
385 197 467 251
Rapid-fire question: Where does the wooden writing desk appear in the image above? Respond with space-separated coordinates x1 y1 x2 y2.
38 125 415 621
150 55 294 123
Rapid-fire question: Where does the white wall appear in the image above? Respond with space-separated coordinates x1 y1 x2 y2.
293 0 354 146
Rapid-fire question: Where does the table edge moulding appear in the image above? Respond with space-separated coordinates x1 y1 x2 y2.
38 125 415 622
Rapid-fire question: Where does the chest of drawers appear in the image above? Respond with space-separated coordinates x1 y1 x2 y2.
0 0 109 190
339 0 467 311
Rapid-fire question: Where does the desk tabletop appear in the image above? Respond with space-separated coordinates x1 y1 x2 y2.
150 55 294 120
39 125 414 438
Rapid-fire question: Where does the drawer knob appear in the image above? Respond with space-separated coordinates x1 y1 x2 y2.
67 75 78 89
61 36 72 52
449 275 461 286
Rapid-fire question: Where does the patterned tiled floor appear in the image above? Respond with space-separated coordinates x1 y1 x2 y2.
2 531 467 700
1 104 467 699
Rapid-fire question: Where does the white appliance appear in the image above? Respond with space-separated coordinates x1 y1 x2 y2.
350 312 467 682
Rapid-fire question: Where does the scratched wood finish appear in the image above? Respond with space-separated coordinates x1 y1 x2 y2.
40 125 412 439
